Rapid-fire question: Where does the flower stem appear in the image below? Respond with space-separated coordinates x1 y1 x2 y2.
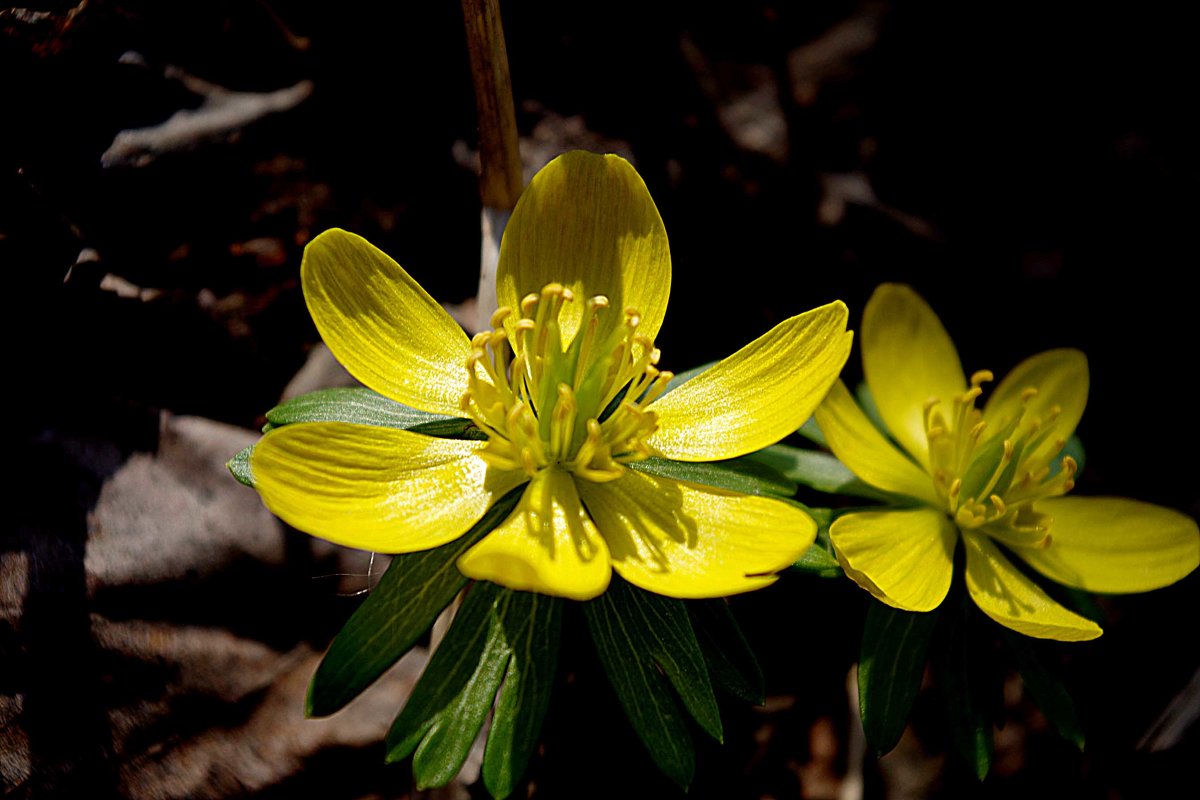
462 0 522 330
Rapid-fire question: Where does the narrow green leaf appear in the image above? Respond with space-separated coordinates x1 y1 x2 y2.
630 454 796 498
858 599 940 756
384 581 508 789
483 591 563 799
583 577 722 789
227 444 255 487
306 488 522 717
746 444 892 501
792 542 842 577
796 415 827 448
263 386 474 438
934 599 994 780
688 599 764 705
1003 631 1085 750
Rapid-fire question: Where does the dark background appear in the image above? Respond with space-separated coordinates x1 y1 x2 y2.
4 1 1197 798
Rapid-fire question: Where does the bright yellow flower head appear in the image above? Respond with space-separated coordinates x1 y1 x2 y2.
250 151 853 601
815 283 1199 640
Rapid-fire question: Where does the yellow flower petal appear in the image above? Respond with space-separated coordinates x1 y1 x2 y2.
302 228 473 417
813 380 942 505
496 151 671 348
648 301 853 462
982 348 1088 464
962 532 1102 641
862 283 965 470
457 468 612 600
577 470 813 598
829 508 958 611
252 422 527 552
1009 496 1200 593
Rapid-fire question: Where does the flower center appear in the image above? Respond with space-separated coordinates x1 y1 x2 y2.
923 370 1077 547
460 283 674 483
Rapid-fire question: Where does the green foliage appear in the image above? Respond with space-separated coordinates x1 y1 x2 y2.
630 454 796 498
263 386 476 437
306 488 521 717
383 581 562 796
583 577 721 789
1003 632 1085 750
688 599 764 705
858 599 940 756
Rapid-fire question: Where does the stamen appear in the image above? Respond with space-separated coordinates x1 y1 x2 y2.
970 369 994 386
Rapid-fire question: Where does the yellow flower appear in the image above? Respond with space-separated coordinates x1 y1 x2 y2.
814 283 1199 640
250 151 853 600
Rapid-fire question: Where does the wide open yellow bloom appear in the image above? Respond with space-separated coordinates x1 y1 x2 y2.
251 151 853 600
814 283 1199 640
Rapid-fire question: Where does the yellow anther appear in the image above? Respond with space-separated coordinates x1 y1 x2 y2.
960 386 983 404
970 420 988 440
949 478 962 498
1003 440 1014 459
1020 387 1039 403
520 293 539 316
928 426 945 440
990 494 1007 516
490 306 512 329
970 369 995 386
923 397 941 413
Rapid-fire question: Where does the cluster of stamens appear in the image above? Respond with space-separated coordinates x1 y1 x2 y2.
461 283 673 482
924 370 1077 548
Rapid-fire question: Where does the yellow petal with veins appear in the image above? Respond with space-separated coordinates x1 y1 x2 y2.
862 283 966 470
578 469 813 598
962 532 1101 641
648 301 852 462
496 151 671 349
814 380 942 505
457 468 612 600
1011 496 1199 593
829 508 958 611
982 349 1088 465
303 228 473 417
252 422 527 552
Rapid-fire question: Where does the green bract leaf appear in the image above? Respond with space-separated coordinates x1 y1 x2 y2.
792 543 841 577
227 444 255 487
688 599 764 705
796 415 828 448
1002 631 1085 750
935 600 995 780
747 444 889 500
630 455 796 498
264 386 475 438
583 577 721 789
858 599 940 756
306 489 522 717
483 591 563 799
386 581 509 788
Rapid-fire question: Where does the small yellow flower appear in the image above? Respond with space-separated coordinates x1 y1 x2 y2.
250 151 853 600
815 283 1199 640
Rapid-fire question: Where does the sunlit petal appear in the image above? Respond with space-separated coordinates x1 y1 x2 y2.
252 422 527 552
457 468 612 600
962 532 1102 641
577 469 813 598
302 228 473 417
813 380 942 505
862 283 965 469
829 508 957 611
496 151 671 348
648 301 852 461
983 349 1088 464
1010 496 1200 593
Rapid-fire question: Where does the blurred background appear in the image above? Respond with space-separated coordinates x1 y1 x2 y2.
4 1 1197 797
